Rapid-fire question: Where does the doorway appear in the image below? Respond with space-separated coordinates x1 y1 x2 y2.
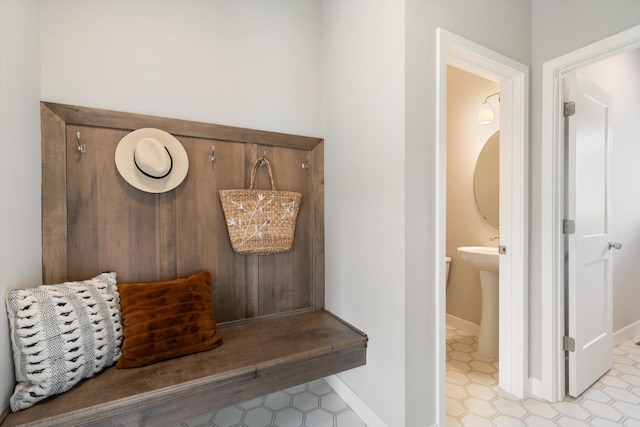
435 28 529 426
539 24 640 403
445 65 500 343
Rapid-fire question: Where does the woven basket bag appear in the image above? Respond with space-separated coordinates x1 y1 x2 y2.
219 157 302 255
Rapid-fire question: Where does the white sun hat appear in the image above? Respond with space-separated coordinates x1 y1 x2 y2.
115 128 189 193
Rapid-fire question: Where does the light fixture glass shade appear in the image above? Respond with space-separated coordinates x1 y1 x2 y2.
477 102 495 124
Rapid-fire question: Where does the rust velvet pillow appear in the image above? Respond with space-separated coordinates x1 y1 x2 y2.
116 271 223 368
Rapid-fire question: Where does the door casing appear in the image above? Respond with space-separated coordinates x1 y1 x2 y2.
539 24 640 403
436 28 529 426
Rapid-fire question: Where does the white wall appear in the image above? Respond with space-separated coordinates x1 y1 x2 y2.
321 1 406 425
0 0 42 412
41 0 321 137
446 66 500 326
529 0 640 380
576 51 640 337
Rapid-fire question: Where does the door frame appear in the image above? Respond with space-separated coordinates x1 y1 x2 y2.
539 24 640 403
436 28 529 425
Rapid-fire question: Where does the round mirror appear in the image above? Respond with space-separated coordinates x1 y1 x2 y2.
474 131 499 228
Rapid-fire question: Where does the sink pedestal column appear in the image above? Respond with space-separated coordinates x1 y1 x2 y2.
456 247 500 360
478 270 499 359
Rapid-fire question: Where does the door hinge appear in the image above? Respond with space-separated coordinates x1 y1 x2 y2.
564 101 576 117
563 219 575 234
563 336 576 352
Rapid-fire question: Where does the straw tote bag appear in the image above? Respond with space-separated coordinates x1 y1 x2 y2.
219 157 302 255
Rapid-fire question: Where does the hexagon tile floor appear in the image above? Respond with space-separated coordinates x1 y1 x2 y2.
446 325 640 426
168 379 367 427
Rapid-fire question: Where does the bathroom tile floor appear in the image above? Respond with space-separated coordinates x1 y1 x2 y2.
446 325 640 426
168 379 367 427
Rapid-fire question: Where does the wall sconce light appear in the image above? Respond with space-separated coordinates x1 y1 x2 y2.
477 92 500 124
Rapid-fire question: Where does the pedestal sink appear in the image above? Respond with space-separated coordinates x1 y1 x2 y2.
457 246 499 358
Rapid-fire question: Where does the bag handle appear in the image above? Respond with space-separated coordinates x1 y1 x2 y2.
249 157 276 191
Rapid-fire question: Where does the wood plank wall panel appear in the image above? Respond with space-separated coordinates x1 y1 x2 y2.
42 103 324 323
66 125 101 280
66 125 179 283
155 191 178 280
41 105 67 284
311 142 325 311
244 144 260 318
254 146 312 316
175 137 248 322
102 130 153 279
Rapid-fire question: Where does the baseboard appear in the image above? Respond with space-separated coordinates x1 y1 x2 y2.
324 375 389 427
614 319 640 346
446 314 480 336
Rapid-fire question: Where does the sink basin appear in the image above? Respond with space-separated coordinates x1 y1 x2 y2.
456 246 499 273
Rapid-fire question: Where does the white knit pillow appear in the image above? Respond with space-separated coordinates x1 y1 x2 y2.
5 272 123 412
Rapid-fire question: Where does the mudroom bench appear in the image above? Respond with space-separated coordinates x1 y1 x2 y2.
2 310 367 427
1 103 365 426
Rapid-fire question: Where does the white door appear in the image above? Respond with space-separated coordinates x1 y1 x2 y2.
564 72 615 397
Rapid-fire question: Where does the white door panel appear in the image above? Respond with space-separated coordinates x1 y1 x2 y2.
565 72 613 398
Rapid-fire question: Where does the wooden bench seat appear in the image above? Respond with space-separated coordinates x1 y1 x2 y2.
1 311 367 427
